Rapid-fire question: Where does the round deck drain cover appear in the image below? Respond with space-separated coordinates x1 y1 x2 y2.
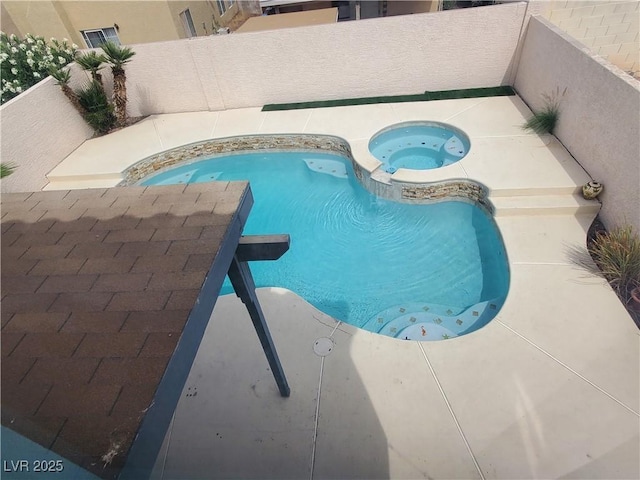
313 337 334 357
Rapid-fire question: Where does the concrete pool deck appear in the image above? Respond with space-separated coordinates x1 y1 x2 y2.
47 96 594 200
38 96 639 478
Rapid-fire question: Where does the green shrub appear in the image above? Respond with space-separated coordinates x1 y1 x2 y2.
77 81 116 134
589 226 640 303
0 32 77 104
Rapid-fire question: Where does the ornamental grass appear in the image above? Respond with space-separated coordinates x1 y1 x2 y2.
589 226 640 304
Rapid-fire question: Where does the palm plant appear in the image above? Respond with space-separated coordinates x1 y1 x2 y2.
76 51 107 87
77 80 117 134
100 41 135 127
49 67 85 116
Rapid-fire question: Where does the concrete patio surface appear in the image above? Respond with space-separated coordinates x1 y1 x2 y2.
35 97 639 478
144 207 640 480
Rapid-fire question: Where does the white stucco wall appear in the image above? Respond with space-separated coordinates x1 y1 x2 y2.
0 2 529 192
515 16 640 231
125 39 216 115
124 2 527 115
0 73 93 193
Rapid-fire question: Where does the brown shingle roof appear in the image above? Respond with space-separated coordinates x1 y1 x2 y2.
1 182 249 479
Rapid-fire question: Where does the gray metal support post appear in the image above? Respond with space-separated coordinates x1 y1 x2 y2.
227 235 291 397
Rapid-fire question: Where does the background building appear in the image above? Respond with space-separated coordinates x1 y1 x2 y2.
0 0 262 46
259 1 439 20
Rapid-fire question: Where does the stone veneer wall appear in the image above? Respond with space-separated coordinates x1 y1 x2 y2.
401 182 492 211
353 162 493 212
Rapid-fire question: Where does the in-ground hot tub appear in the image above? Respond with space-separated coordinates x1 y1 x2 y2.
369 121 470 173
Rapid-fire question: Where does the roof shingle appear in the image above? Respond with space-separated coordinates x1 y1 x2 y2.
1 183 248 479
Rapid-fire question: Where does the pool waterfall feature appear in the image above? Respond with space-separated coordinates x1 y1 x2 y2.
122 133 509 341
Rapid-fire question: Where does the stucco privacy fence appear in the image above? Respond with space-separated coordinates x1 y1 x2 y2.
515 15 640 232
1 3 638 231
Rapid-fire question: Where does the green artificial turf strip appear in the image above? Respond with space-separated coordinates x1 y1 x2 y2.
262 86 515 111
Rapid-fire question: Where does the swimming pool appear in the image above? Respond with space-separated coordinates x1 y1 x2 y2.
369 122 470 173
141 151 509 341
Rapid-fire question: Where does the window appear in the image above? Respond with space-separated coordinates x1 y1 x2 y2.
180 9 197 37
216 0 235 16
81 27 120 48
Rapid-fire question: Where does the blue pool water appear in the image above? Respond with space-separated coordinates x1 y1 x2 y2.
369 123 470 173
142 151 509 341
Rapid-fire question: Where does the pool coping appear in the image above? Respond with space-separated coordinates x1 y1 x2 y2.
118 132 497 215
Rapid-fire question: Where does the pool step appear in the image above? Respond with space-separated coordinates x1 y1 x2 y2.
363 299 503 341
492 194 600 216
489 185 582 197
